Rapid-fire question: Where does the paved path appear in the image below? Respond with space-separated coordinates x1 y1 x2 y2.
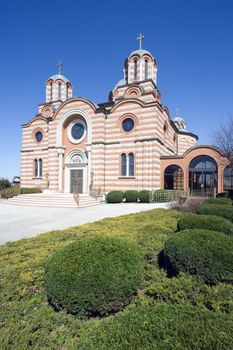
0 202 168 244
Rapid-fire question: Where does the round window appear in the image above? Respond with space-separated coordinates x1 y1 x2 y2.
35 131 43 143
71 123 84 140
122 118 134 132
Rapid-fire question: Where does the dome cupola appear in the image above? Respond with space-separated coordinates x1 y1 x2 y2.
46 61 73 103
125 34 158 84
173 108 188 131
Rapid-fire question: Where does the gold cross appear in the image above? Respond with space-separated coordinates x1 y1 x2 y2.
57 61 63 75
137 33 144 50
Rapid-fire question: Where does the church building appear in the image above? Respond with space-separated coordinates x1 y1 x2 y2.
20 35 231 196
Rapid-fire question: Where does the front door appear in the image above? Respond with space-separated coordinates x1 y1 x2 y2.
70 169 83 193
189 171 217 195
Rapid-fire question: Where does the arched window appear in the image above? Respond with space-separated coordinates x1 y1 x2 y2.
34 159 38 177
224 166 233 191
164 122 168 138
189 155 217 195
66 86 69 99
134 60 138 80
39 159 42 177
145 60 148 79
121 153 127 176
58 83 61 99
50 82 53 101
164 165 184 190
129 153 134 176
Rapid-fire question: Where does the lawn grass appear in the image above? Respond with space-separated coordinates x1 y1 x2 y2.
0 208 233 349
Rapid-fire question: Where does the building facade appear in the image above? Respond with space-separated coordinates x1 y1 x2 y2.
20 44 231 195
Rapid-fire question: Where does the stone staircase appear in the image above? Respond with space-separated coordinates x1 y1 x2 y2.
0 193 102 208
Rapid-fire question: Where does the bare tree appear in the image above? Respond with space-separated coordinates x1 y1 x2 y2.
211 116 233 166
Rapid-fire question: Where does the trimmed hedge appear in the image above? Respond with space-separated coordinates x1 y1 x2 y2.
0 187 42 199
78 302 233 350
0 187 20 198
44 236 144 317
197 204 233 223
204 197 232 205
154 189 184 202
177 213 233 236
124 190 139 203
138 190 151 203
106 190 124 203
164 229 233 285
20 187 42 194
216 191 228 198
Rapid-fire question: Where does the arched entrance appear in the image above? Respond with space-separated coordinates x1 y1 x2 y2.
64 150 89 194
189 155 217 195
164 165 184 190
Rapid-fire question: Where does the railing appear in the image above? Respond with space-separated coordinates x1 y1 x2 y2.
90 187 102 199
72 187 80 207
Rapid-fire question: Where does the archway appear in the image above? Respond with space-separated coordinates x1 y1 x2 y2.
64 150 88 194
223 166 233 191
189 155 217 195
164 165 184 190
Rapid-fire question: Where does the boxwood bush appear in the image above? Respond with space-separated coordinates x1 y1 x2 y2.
106 190 124 203
177 213 233 236
197 204 233 223
0 187 20 198
164 229 233 285
153 189 184 202
124 190 139 202
44 236 144 317
78 302 233 350
204 197 232 205
20 187 42 194
138 190 151 203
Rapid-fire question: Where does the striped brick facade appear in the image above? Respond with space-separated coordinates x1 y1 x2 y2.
22 47 228 195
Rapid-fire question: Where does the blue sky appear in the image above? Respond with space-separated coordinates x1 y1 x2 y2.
0 0 233 179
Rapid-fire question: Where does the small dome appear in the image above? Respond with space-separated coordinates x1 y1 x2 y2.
113 78 126 91
47 74 71 84
173 116 186 124
129 49 152 58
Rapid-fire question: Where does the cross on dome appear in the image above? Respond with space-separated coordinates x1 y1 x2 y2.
57 61 63 75
137 33 144 50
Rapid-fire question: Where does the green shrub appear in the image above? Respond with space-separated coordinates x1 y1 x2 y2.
20 187 42 194
197 204 233 223
216 191 228 198
78 302 233 350
44 236 144 317
124 190 139 202
204 197 232 205
153 189 184 202
146 273 233 314
0 187 20 198
106 190 124 203
177 213 233 236
0 178 12 191
164 229 233 285
138 190 151 203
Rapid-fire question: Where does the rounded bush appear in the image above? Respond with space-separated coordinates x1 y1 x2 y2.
44 236 144 317
138 190 151 203
197 204 233 223
78 302 233 350
177 213 233 236
204 197 232 205
106 190 124 203
164 229 233 285
124 190 139 203
216 191 228 198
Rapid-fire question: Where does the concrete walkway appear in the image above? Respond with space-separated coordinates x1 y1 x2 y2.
0 202 168 245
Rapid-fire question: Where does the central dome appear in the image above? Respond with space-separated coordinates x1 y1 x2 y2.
129 49 152 58
47 74 71 83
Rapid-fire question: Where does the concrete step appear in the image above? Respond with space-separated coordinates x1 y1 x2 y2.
1 192 102 208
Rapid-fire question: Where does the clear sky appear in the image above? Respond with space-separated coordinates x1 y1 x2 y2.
0 0 233 180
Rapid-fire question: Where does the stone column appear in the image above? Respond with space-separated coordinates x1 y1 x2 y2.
86 145 92 193
57 147 65 192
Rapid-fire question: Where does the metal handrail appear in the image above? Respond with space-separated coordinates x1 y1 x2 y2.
72 187 80 207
